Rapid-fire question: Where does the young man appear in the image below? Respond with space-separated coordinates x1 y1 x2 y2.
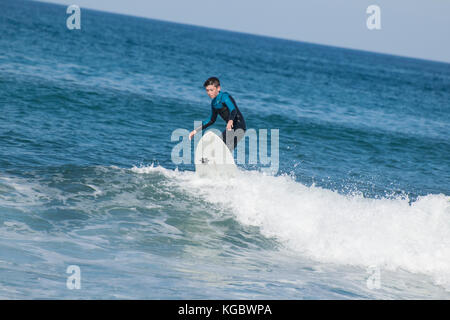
189 77 246 151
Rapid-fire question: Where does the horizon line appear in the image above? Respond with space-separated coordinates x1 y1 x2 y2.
35 0 450 65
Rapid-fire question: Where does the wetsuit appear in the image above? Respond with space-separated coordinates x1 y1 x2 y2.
196 91 246 150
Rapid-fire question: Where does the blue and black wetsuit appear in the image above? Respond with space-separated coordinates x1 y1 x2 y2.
196 91 246 150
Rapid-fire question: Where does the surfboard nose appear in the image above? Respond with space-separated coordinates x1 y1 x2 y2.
195 131 237 177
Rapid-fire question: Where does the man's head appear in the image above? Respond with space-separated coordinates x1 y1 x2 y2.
204 77 221 99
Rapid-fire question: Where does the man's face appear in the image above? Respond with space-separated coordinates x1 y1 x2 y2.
205 85 220 99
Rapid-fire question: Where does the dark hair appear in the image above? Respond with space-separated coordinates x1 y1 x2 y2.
203 77 220 88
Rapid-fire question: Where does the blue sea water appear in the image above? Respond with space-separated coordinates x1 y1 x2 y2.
1 0 449 299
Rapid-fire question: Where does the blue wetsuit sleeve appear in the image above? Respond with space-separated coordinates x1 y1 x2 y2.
223 94 237 122
196 106 218 131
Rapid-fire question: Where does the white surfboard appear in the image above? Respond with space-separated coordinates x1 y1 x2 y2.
194 131 237 177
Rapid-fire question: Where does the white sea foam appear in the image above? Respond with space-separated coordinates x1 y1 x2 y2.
135 164 450 290
3 165 449 294
0 175 48 209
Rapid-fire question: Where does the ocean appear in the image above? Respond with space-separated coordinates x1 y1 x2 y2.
0 0 449 299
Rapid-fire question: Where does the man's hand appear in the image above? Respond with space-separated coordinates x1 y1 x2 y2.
226 120 234 131
189 130 197 140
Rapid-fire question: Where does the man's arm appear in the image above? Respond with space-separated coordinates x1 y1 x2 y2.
189 106 218 139
197 106 218 131
223 94 237 122
223 94 237 130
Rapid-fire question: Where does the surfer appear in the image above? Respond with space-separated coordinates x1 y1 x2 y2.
189 77 246 151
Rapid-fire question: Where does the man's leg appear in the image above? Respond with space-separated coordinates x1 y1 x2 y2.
222 128 246 151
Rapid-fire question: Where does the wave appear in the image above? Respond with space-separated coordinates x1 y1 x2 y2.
132 164 450 290
2 165 449 292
